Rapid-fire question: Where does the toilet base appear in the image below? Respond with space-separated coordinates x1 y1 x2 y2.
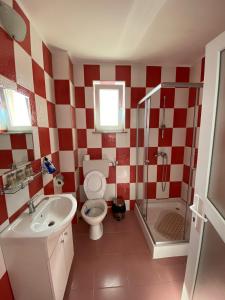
89 222 103 240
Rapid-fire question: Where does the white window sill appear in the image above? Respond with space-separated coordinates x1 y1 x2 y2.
92 130 128 134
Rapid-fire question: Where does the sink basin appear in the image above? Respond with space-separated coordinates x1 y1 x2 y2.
0 194 77 239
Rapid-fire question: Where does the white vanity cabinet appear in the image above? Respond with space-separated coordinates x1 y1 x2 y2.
1 223 74 300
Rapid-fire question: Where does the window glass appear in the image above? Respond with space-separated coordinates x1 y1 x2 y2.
0 90 8 131
3 89 31 131
99 89 119 126
94 81 125 132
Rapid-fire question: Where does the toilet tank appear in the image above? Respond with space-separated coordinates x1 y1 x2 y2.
83 159 109 178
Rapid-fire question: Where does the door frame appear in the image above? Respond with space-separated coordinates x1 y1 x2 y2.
182 30 225 299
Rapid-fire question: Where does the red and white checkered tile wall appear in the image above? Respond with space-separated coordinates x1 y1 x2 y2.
0 133 34 173
181 57 205 205
137 86 190 201
135 67 204 203
0 0 60 228
53 48 79 196
73 63 204 209
0 1 206 297
0 1 77 296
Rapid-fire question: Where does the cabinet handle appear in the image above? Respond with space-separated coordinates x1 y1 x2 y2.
61 240 64 243
64 232 68 236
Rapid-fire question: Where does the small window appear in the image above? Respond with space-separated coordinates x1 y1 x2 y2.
1 89 31 132
94 81 125 132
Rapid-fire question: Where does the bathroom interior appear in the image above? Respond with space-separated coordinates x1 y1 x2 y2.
0 0 225 299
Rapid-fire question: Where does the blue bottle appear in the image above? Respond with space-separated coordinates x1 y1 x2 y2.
43 157 56 174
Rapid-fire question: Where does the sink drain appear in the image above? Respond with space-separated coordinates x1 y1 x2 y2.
48 221 55 227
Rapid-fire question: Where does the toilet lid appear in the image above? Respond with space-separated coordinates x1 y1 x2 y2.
84 170 106 199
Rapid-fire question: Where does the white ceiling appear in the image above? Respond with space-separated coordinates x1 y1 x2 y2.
20 0 225 65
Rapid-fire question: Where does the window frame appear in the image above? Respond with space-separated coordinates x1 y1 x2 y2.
93 81 125 133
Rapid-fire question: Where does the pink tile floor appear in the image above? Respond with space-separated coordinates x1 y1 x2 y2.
64 211 186 300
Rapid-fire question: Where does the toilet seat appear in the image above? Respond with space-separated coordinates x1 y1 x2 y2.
84 171 106 200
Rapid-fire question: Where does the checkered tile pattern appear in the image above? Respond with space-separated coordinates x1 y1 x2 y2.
138 62 204 204
0 133 34 172
74 63 200 209
137 85 192 201
0 1 206 294
181 57 205 205
54 76 79 195
0 1 61 293
0 1 61 234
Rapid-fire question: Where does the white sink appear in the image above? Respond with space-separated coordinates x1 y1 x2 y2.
0 194 77 239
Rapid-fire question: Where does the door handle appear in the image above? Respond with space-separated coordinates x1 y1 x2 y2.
190 204 208 223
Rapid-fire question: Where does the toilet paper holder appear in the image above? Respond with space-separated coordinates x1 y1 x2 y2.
54 174 64 187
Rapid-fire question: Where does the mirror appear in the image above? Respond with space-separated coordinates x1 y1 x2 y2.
0 132 34 175
0 82 34 175
0 0 27 42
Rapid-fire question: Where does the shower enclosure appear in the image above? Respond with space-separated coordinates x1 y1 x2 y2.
135 82 203 258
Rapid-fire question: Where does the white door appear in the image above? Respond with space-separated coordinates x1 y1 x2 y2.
182 30 225 300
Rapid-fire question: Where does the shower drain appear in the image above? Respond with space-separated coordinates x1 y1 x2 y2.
48 221 55 227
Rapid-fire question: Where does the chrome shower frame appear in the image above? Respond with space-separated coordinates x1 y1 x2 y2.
136 81 203 246
137 82 203 106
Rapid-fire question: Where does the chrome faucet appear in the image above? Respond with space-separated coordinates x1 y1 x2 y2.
28 198 36 214
28 195 49 214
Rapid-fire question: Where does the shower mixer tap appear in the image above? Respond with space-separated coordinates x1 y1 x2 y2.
154 151 167 158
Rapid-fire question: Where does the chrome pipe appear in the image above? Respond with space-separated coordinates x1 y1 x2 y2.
161 154 168 192
160 96 166 140
155 151 168 192
137 82 203 107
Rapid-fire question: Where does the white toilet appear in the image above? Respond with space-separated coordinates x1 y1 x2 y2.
81 162 108 240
